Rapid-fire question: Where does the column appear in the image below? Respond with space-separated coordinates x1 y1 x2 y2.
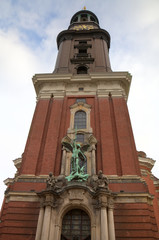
65 152 71 176
95 209 101 240
54 224 61 240
57 225 61 240
108 206 115 240
49 208 56 240
91 224 96 240
41 205 52 240
101 206 109 240
91 144 96 175
60 147 66 175
35 207 44 240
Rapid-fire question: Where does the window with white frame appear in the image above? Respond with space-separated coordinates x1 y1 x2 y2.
74 111 86 129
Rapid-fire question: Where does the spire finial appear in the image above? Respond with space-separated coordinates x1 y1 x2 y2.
83 6 86 10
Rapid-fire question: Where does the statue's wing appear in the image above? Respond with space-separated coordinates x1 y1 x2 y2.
81 144 90 152
62 142 73 152
78 151 86 161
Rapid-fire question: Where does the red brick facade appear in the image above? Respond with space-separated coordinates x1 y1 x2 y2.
1 96 159 239
0 9 159 240
20 96 141 177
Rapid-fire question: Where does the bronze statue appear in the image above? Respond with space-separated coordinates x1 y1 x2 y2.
62 136 89 181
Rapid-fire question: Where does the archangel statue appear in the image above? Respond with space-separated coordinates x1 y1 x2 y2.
62 136 89 181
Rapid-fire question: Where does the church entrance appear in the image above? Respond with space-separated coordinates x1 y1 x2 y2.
61 209 91 240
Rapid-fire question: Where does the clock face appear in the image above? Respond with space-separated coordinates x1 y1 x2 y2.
72 25 95 31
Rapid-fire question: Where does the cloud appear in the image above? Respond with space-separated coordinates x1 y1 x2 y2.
0 29 38 82
0 27 39 205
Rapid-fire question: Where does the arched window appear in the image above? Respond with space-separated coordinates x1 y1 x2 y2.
61 209 91 240
77 66 87 74
73 16 78 22
81 14 88 22
74 111 86 129
90 16 95 22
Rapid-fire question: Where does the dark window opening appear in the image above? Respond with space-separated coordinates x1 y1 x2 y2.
90 16 95 22
73 17 78 22
77 66 87 74
79 41 87 44
79 88 84 91
81 14 88 22
79 156 87 174
74 111 86 129
76 98 86 103
76 133 84 143
61 209 91 240
79 48 87 54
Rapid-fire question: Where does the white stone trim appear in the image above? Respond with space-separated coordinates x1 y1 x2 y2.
13 157 22 169
5 191 39 203
68 101 92 133
107 175 145 181
114 193 154 204
32 72 131 100
138 156 155 171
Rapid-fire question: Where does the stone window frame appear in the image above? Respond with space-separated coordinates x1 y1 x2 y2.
61 101 96 176
68 101 92 134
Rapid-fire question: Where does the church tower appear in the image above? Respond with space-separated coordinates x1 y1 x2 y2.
0 9 159 240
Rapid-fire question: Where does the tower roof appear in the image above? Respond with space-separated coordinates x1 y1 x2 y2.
70 10 99 25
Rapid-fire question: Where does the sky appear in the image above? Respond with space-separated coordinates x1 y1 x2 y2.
0 0 159 206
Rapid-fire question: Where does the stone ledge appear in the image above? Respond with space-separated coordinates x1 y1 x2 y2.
5 191 39 203
32 72 131 100
107 175 146 184
114 192 154 204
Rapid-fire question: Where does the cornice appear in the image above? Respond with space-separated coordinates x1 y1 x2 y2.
154 180 159 186
114 192 154 204
107 175 146 184
138 156 155 171
5 191 39 203
4 174 48 187
56 28 110 49
32 72 131 100
4 178 14 186
13 157 22 169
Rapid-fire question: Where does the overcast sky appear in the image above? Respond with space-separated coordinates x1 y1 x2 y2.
0 0 159 206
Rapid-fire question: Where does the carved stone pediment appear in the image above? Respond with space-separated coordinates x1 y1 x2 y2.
68 189 85 201
70 101 91 110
